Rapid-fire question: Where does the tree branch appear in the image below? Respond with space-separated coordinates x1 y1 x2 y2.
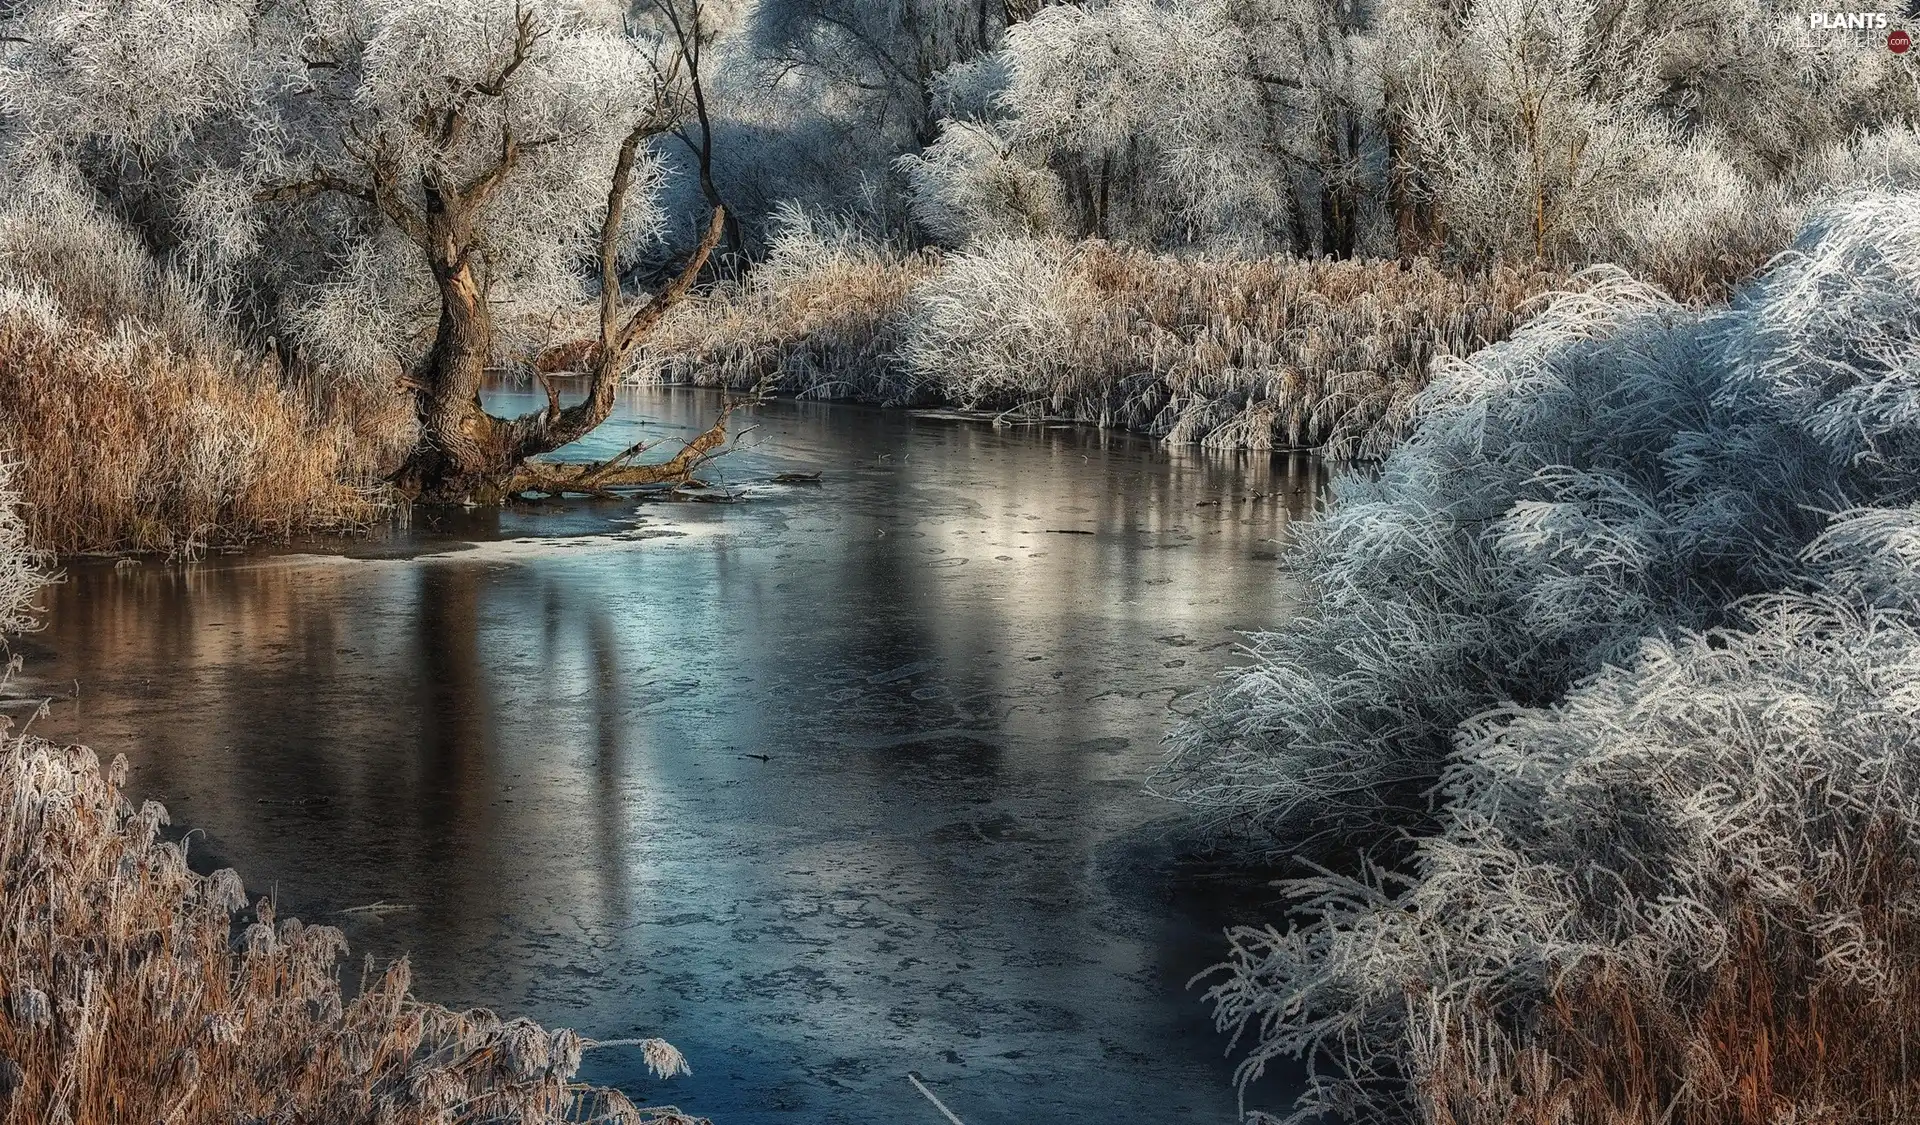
613 203 725 357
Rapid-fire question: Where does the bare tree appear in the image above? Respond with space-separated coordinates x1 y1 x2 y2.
646 0 746 262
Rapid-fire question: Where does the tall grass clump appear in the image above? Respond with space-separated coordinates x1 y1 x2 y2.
0 461 49 646
904 241 1564 458
1169 190 1920 1120
1211 579 1920 1124
631 204 939 404
1159 192 1920 845
0 170 411 555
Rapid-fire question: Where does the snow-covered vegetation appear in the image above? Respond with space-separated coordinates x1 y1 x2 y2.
0 463 48 644
638 224 1562 452
0 0 1909 542
0 169 410 553
0 0 1916 1118
1170 192 1920 1120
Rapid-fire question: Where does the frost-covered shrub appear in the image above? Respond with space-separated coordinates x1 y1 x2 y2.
0 462 49 644
631 203 937 403
901 0 1308 250
896 122 1071 245
899 237 1091 407
1160 192 1920 841
1209 581 1920 1123
1180 188 1920 1125
0 164 232 357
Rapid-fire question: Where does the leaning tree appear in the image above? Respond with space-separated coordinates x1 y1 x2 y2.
0 0 732 503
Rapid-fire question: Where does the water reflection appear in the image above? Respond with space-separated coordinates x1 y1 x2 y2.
18 387 1324 1123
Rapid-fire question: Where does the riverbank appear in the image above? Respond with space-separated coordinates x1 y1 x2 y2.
0 318 410 555
0 180 412 556
0 237 1552 555
0 462 698 1124
636 233 1567 461
1172 193 1920 1123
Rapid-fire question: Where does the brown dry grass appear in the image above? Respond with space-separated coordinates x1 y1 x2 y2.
640 237 1565 458
1420 887 1920 1125
632 243 940 404
0 320 413 556
0 732 705 1125
1052 244 1567 458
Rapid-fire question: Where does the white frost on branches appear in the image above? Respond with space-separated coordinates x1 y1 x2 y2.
1176 188 1920 1121
0 0 684 377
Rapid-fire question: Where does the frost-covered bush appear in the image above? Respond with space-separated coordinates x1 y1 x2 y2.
1160 193 1920 840
1209 581 1920 1123
0 164 232 357
0 163 409 554
1180 188 1920 1124
900 0 1316 250
899 238 1091 406
0 461 48 644
898 238 1558 446
896 121 1071 245
631 203 937 403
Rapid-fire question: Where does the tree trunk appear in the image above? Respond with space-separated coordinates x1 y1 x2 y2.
393 195 507 502
391 198 732 507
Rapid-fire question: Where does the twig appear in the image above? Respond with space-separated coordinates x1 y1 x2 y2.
906 1072 966 1125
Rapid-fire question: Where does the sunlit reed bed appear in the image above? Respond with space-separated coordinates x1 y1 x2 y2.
635 218 1565 461
0 175 413 557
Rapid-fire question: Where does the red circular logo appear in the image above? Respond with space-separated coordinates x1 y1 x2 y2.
1893 29 1913 53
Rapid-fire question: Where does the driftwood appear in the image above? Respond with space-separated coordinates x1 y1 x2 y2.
505 396 741 499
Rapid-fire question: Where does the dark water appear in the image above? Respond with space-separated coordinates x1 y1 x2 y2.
14 385 1322 1124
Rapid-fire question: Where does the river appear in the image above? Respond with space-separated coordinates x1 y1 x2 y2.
13 385 1323 1124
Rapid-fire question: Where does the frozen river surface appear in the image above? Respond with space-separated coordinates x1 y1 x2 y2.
19 385 1322 1124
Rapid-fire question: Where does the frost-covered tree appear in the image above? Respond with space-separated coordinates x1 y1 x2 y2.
901 0 1320 250
0 0 729 502
751 0 1009 147
1381 0 1920 267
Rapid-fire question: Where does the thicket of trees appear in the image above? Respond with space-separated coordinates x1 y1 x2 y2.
679 0 1919 281
0 0 738 502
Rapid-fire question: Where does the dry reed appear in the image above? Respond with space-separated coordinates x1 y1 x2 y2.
639 235 1564 459
1024 243 1566 459
0 732 706 1125
631 235 940 405
0 319 413 555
